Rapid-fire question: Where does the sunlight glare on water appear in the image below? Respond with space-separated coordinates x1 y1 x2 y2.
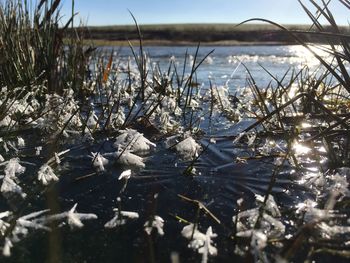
288 45 330 68
292 141 312 155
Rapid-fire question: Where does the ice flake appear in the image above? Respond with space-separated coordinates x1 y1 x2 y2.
54 152 61 164
198 227 218 263
35 146 42 156
2 209 50 257
37 164 59 185
0 211 11 235
16 209 50 231
175 136 201 160
2 237 13 257
1 176 26 198
113 128 156 153
0 116 12 127
181 224 217 263
232 195 285 239
66 203 98 228
3 158 25 178
17 137 25 147
104 209 139 228
255 194 281 217
1 159 26 197
318 222 350 237
87 111 98 129
91 152 109 172
144 215 164 236
247 132 256 147
115 149 145 168
118 169 132 180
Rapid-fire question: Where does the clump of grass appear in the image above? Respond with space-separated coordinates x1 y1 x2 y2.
0 0 92 98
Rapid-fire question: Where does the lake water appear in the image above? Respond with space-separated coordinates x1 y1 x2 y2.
105 44 326 89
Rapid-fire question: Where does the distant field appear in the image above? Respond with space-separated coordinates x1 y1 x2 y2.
73 23 350 46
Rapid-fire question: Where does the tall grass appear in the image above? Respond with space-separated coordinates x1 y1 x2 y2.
0 0 92 97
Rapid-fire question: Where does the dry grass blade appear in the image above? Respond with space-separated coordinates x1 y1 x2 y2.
103 50 114 84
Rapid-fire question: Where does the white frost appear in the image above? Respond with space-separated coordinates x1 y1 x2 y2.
37 164 59 185
144 215 164 236
104 209 139 228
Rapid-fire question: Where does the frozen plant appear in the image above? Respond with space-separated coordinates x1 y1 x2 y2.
181 224 218 263
144 215 164 236
37 164 59 185
104 209 139 228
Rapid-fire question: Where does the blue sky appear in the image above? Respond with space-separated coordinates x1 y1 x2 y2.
59 0 349 26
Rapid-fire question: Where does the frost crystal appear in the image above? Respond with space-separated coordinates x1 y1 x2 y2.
104 209 139 228
181 224 217 263
2 210 50 257
0 211 11 235
2 237 13 257
17 137 25 147
115 149 145 168
175 136 201 160
118 169 132 180
37 164 59 185
144 215 164 236
66 203 98 228
1 158 26 197
255 194 281 217
91 152 109 172
113 128 156 153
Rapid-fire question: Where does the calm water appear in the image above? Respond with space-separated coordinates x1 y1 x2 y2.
105 44 325 89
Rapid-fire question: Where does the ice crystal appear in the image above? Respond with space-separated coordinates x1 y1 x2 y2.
115 149 145 168
2 210 50 257
1 158 26 197
37 164 59 185
0 211 11 235
113 128 156 153
255 194 281 217
91 152 109 172
17 137 25 147
181 224 217 263
144 215 164 236
118 169 132 180
104 209 139 228
175 136 201 160
66 203 98 228
233 195 285 239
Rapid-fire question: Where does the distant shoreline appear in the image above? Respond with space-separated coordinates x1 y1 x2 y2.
84 39 296 47
74 23 349 47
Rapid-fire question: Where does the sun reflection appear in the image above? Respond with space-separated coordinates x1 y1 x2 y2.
288 45 331 68
300 122 312 128
292 141 311 155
